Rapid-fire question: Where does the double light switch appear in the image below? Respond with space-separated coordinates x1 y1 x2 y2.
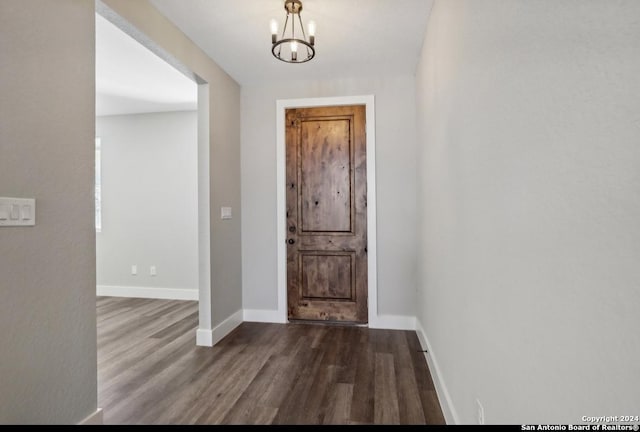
0 197 36 227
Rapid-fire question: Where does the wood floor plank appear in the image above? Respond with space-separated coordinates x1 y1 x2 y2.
101 328 198 420
334 327 360 384
253 331 309 410
422 390 447 425
322 382 353 425
406 332 447 425
271 341 327 424
374 352 400 424
98 308 197 400
349 340 375 423
218 324 307 424
97 297 445 425
392 331 427 424
194 345 273 424
297 356 338 424
147 343 249 425
220 355 286 425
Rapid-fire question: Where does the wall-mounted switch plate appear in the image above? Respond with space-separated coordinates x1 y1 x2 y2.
221 207 232 220
0 198 35 227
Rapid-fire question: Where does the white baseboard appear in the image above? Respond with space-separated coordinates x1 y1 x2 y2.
415 319 459 425
243 308 285 323
78 408 103 425
196 309 243 347
212 309 243 345
97 285 198 301
196 328 213 347
369 314 416 330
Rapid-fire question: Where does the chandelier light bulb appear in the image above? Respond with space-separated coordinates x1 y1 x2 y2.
270 19 278 43
291 41 298 61
308 20 316 45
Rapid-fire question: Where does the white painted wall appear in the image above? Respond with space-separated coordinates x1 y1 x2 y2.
96 111 198 297
416 0 640 424
241 75 418 317
0 0 97 424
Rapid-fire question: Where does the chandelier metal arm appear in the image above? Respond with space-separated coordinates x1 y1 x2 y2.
277 12 290 59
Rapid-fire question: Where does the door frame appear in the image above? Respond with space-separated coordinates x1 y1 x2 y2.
96 2 213 346
276 95 378 325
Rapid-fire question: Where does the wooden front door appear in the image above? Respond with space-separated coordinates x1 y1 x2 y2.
286 105 367 323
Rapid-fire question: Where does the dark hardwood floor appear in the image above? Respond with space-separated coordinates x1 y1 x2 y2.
97 296 445 425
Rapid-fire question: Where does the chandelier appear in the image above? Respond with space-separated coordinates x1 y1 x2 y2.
270 0 316 64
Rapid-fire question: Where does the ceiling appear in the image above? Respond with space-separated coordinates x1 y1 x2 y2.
96 0 433 115
96 14 197 116
150 0 434 86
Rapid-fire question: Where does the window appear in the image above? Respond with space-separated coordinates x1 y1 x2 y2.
95 137 102 233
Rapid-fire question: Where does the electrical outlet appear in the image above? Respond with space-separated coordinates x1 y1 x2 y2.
476 399 485 425
150 265 157 276
131 265 137 275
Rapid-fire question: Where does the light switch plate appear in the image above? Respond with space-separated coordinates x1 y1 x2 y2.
221 207 232 220
0 198 35 227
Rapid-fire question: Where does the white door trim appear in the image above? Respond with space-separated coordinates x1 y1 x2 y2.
196 83 213 344
276 95 378 325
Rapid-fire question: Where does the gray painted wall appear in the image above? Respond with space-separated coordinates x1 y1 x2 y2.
241 75 418 317
96 112 198 293
416 0 640 424
0 0 97 424
102 0 242 329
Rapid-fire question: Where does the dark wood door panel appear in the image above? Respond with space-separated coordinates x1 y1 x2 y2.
286 105 367 323
300 252 355 301
300 118 353 233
